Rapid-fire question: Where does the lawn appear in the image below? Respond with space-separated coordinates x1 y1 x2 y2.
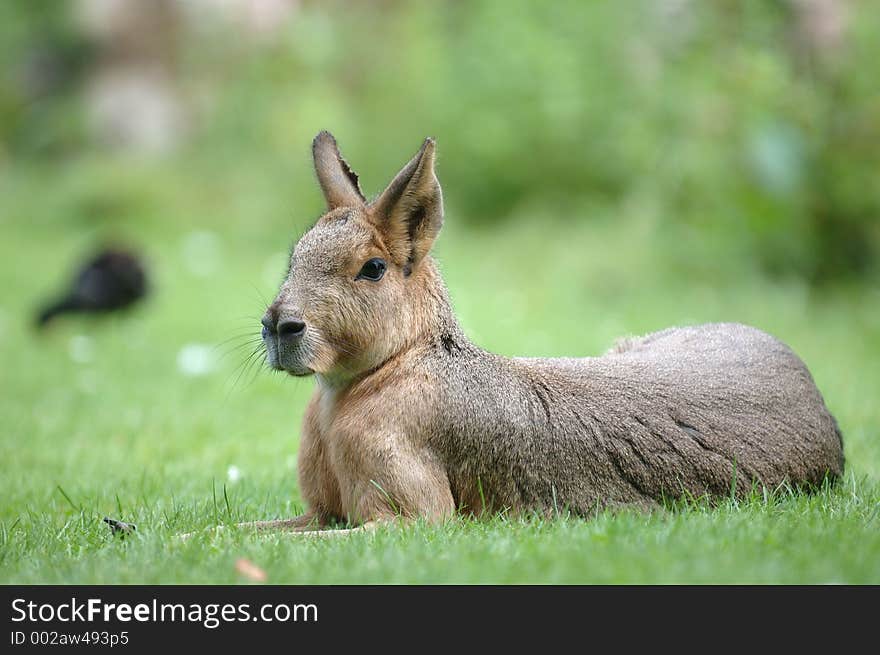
0 151 878 585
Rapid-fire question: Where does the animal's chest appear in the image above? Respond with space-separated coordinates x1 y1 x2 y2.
308 390 380 515
315 391 350 476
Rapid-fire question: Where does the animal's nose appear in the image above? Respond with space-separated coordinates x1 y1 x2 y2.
277 318 306 340
261 311 306 340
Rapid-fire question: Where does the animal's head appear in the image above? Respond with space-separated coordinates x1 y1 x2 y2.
262 131 444 383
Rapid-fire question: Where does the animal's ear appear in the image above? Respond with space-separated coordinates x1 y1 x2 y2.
369 138 443 274
312 131 366 210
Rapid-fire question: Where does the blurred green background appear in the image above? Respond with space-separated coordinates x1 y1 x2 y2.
3 0 879 281
0 0 878 583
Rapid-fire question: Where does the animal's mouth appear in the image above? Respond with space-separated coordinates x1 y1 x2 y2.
266 355 312 377
264 332 315 377
286 367 314 377
270 354 314 377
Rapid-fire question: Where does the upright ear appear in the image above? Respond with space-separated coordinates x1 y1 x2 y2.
369 138 443 275
312 131 366 210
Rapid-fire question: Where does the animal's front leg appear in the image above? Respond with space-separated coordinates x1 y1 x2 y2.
275 520 386 538
175 512 319 541
334 440 456 528
235 511 326 533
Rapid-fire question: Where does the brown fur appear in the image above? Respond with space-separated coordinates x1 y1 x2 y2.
253 131 844 533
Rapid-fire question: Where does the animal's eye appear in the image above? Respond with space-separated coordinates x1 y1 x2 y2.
357 257 386 281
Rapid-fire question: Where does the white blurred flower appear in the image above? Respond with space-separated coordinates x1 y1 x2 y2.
227 465 242 483
181 230 221 278
176 343 216 376
69 335 95 363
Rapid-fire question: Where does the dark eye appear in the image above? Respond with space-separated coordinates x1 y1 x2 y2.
357 257 386 281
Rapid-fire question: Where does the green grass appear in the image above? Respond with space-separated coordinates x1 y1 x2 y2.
0 156 878 584
3 487 879 585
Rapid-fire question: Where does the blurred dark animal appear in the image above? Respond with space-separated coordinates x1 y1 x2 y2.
36 249 148 327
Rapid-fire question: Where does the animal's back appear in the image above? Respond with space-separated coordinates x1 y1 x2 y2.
433 323 843 515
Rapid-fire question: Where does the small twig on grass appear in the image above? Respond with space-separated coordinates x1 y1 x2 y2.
103 517 137 538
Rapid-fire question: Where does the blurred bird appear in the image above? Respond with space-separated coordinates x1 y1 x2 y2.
36 248 148 327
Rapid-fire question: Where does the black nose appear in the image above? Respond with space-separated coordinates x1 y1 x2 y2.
277 318 306 339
